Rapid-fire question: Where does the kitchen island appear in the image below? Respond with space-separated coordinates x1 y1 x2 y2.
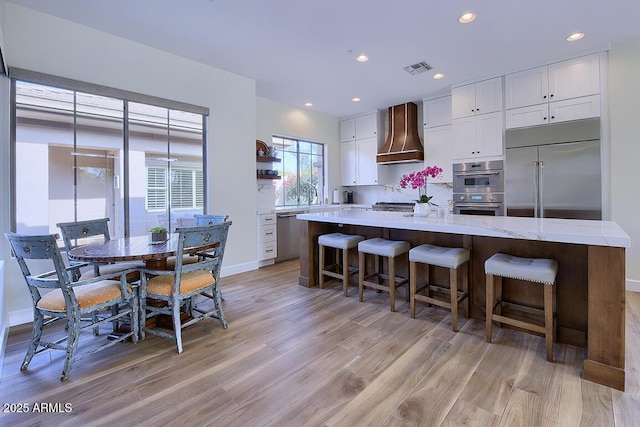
297 210 631 391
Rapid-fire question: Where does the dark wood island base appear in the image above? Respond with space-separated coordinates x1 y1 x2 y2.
298 213 628 391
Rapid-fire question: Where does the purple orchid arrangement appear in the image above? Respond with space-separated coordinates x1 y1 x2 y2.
398 165 443 204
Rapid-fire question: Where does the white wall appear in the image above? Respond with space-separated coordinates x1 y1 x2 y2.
1 3 258 324
609 38 640 291
256 96 340 195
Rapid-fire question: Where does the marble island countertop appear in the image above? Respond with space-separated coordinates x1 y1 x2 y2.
257 204 371 215
297 210 631 248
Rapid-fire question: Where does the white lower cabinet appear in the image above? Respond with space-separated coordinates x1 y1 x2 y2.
258 213 277 261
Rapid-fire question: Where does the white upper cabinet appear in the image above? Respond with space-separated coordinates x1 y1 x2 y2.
339 118 356 142
505 53 601 125
340 140 357 186
424 125 454 182
355 137 379 185
505 66 549 110
355 113 378 139
423 96 452 128
548 54 600 102
340 137 382 186
452 77 503 119
340 112 385 186
339 113 378 142
548 94 601 123
453 111 503 160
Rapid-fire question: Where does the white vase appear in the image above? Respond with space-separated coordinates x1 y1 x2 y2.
414 202 431 217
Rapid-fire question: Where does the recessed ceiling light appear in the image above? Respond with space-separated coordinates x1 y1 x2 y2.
433 73 445 80
356 54 369 63
352 97 361 102
458 12 476 23
304 102 313 107
566 32 585 42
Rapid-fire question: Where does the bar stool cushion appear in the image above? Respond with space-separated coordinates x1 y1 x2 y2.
485 253 558 285
318 233 364 250
358 238 410 257
409 244 470 269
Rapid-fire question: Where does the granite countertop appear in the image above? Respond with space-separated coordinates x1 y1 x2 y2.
296 210 631 248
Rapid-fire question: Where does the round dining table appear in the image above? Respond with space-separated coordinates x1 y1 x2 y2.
67 234 208 270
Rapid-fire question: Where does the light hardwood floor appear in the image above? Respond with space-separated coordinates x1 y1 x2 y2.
1 259 639 426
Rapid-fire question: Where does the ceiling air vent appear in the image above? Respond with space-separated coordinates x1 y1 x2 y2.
403 61 433 76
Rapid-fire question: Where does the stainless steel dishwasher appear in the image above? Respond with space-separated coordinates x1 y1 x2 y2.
275 210 306 262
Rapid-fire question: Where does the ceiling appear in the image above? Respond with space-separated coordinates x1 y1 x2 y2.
6 0 640 118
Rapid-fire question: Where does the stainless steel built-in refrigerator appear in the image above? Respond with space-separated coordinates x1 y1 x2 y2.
505 118 601 220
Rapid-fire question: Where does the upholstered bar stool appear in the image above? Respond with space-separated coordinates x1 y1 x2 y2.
318 232 365 296
485 253 558 362
409 244 470 332
358 238 410 312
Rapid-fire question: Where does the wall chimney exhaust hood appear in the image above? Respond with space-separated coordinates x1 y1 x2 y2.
376 102 424 164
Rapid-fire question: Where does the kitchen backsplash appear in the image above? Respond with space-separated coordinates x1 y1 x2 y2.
343 182 453 207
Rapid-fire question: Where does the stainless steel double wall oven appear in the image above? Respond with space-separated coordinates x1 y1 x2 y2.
452 160 505 216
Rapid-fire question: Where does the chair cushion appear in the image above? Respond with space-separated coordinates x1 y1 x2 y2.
318 233 364 250
146 270 215 296
358 238 410 257
79 261 143 282
485 253 558 286
164 255 199 270
409 244 470 269
37 280 129 312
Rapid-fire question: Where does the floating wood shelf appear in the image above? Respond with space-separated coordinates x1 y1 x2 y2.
257 174 281 180
256 156 281 162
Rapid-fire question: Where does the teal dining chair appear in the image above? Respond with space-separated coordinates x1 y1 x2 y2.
140 221 231 353
5 232 139 381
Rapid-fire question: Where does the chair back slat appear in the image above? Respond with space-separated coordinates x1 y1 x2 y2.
171 221 232 289
5 232 71 290
56 218 111 252
194 214 229 226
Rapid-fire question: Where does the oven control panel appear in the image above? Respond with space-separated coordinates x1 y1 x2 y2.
455 193 503 203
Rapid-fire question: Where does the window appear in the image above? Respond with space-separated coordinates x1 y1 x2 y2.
146 166 202 211
272 136 324 207
12 74 208 238
146 166 168 210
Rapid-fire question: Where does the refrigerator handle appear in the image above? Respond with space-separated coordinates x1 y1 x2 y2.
533 161 539 218
539 160 544 218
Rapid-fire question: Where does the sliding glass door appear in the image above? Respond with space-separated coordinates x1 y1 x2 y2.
13 77 206 240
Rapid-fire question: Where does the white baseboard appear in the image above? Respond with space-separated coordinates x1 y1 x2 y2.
9 307 33 327
221 260 259 277
0 321 8 381
627 278 640 293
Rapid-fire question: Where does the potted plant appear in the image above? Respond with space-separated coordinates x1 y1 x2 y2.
398 165 443 217
150 226 168 242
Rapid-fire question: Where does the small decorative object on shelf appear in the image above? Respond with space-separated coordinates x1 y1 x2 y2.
267 146 279 158
256 140 268 157
150 227 168 243
398 165 443 217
